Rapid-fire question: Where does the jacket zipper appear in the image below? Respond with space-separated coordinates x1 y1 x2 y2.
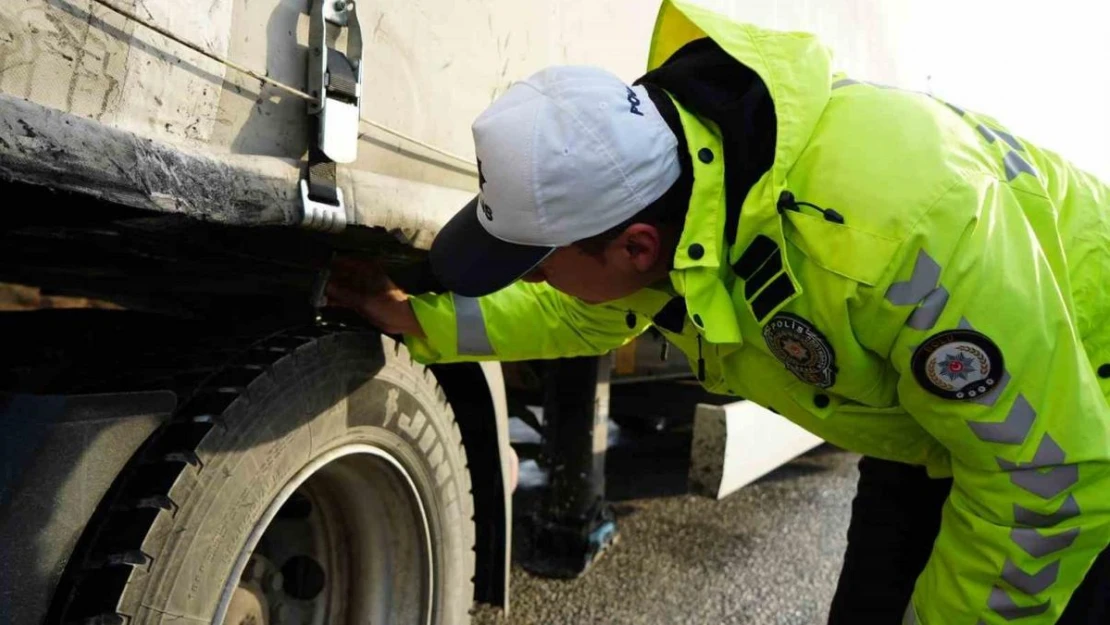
777 190 845 224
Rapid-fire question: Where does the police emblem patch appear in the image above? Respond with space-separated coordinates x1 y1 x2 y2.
762 313 837 388
911 329 1004 400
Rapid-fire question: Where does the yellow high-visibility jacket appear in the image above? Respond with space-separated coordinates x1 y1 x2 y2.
406 2 1110 622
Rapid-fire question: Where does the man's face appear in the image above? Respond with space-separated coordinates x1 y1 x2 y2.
519 224 667 304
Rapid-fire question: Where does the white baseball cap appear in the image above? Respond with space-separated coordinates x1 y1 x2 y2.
429 65 682 297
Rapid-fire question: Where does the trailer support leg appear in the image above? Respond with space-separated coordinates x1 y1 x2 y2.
522 354 617 578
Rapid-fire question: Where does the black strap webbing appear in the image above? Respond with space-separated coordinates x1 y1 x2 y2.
307 113 340 206
326 48 359 102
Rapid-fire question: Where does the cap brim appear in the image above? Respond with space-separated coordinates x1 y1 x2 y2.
429 196 555 297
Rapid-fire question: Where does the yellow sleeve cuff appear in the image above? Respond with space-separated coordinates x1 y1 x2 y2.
403 293 457 364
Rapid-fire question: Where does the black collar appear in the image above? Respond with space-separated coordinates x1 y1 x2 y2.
636 38 777 246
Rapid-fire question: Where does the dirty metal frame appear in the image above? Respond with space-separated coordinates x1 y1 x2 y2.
301 0 365 233
521 355 619 579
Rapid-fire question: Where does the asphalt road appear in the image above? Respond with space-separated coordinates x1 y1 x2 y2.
475 420 862 625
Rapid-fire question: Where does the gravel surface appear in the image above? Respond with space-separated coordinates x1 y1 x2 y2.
476 422 861 625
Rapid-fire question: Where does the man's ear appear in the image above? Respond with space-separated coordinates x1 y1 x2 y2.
621 223 662 272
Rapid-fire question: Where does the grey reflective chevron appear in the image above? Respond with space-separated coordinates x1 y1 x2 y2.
978 124 999 143
972 370 1011 407
987 587 1050 620
975 125 1024 152
1004 150 1039 182
907 287 949 330
902 602 917 624
866 81 898 90
968 394 1036 444
1007 464 1078 499
1011 527 1080 558
942 100 967 116
832 78 861 89
928 93 966 116
997 435 1078 498
886 250 941 306
959 317 975 330
453 294 495 356
997 433 1065 469
1026 434 1067 467
1002 559 1060 595
887 251 952 331
1014 494 1080 527
993 128 1024 151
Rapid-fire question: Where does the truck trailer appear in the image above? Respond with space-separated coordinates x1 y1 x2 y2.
2 0 1104 623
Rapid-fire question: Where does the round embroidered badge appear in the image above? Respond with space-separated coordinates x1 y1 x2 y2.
762 313 837 388
911 329 1004 400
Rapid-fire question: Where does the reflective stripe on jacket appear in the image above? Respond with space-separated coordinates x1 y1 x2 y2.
406 2 1110 622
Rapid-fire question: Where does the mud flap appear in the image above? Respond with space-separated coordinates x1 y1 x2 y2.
688 400 823 499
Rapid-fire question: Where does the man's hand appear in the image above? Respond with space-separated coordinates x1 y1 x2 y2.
324 257 426 338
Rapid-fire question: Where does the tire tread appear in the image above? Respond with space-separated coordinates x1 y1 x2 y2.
51 322 475 625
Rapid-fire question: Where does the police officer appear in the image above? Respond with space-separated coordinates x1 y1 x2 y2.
326 1 1110 622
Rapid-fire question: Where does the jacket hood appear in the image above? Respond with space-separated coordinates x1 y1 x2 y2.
648 0 833 186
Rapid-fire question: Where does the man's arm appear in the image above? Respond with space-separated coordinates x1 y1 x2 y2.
325 258 649 364
404 281 649 364
862 179 1110 624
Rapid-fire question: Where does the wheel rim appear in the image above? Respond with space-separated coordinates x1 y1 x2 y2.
215 444 435 625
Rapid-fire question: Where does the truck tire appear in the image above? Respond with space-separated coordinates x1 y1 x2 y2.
49 325 475 625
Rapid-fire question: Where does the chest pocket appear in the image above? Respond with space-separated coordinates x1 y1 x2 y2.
781 209 901 287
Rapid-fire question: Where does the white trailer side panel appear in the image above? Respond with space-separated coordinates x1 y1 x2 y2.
1 1 1104 233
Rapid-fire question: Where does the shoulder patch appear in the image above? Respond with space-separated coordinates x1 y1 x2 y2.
911 329 1004 400
762 313 837 388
